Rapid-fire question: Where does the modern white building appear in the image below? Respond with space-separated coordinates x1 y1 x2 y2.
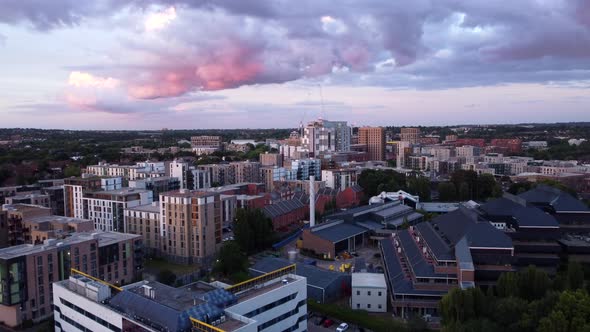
54 265 307 332
64 176 122 218
169 159 191 189
351 273 387 313
321 169 358 191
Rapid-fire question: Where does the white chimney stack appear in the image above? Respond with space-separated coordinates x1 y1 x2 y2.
309 175 316 227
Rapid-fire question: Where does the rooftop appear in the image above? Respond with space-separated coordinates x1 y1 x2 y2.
26 215 91 224
250 257 347 289
351 272 387 289
126 203 160 213
518 185 589 212
311 221 367 243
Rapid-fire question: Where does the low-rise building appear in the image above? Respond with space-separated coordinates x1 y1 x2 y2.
53 264 307 332
351 273 387 312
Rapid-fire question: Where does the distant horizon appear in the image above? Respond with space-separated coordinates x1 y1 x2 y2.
2 121 590 132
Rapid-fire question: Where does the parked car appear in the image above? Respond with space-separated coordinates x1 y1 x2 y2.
323 319 334 328
316 316 327 326
336 323 349 332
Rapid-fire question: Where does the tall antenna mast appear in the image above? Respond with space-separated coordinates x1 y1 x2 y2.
318 84 325 119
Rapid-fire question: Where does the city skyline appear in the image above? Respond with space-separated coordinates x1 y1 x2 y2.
1 0 590 129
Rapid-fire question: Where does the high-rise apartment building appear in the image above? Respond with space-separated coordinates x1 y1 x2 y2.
396 141 411 169
291 158 321 180
232 161 261 183
400 127 421 143
358 127 385 161
83 188 153 232
53 265 307 332
260 152 283 167
124 203 162 257
64 176 122 218
191 135 223 155
159 190 222 264
0 231 141 327
302 119 351 156
129 176 180 200
456 145 481 158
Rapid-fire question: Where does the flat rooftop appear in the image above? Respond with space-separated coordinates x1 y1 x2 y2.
27 215 91 224
126 203 160 213
352 272 387 289
93 188 151 196
0 235 93 259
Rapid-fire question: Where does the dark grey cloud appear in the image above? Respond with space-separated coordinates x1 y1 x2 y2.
3 0 590 100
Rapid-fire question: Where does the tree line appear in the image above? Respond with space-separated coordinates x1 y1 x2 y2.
441 263 590 332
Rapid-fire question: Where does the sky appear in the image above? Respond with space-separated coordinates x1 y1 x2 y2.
0 0 589 130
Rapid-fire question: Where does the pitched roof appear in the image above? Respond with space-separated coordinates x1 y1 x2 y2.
465 222 513 248
512 207 559 228
311 222 367 243
518 185 589 212
262 199 305 219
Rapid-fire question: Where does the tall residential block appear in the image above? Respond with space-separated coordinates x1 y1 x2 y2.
400 127 421 144
64 176 122 218
159 190 222 264
302 119 351 156
358 127 385 161
260 152 283 167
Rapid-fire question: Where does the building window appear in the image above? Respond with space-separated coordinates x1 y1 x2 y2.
367 291 371 296
356 303 360 309
378 304 382 309
378 291 382 296
367 304 371 309
356 290 360 296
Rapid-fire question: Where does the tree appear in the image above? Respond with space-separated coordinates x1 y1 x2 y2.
64 164 81 177
233 208 275 254
566 261 585 290
157 269 177 286
214 241 248 277
477 173 502 200
538 290 590 332
407 176 431 201
438 182 457 201
508 181 534 195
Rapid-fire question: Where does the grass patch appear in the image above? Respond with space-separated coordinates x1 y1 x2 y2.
308 300 409 332
144 258 198 275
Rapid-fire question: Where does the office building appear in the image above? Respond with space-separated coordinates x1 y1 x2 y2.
400 128 420 144
351 273 387 313
358 127 386 161
169 159 192 189
54 264 307 332
0 231 141 327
